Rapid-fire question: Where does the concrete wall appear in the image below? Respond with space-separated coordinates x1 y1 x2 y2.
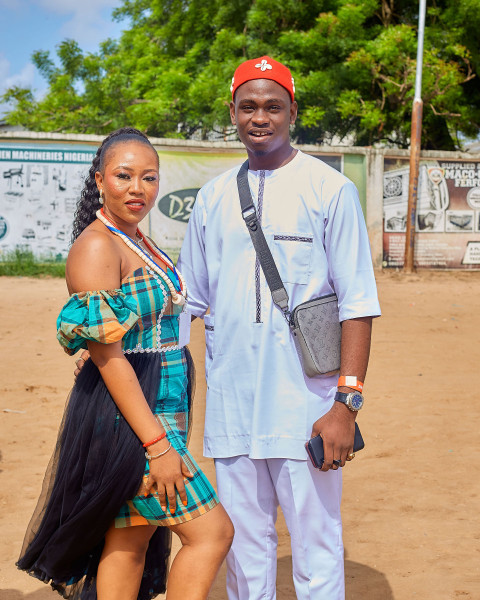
1 131 479 269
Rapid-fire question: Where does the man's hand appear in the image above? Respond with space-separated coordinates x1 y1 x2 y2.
310 401 356 472
74 349 90 378
310 315 372 472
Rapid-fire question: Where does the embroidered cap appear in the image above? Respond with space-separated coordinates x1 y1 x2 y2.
230 56 295 102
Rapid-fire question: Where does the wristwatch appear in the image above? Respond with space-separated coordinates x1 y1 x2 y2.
334 391 364 412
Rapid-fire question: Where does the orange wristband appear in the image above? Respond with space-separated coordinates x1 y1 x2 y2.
338 376 364 392
143 431 167 448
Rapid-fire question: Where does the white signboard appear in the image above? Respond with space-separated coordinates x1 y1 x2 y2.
0 145 95 259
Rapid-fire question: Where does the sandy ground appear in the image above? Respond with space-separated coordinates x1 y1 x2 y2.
1 270 479 600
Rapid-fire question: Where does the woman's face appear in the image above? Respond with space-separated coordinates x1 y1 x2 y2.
95 140 159 232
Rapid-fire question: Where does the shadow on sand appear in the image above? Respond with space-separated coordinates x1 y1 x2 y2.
4 555 393 599
208 554 394 599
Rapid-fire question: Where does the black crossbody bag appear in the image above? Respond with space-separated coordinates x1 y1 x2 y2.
237 160 341 377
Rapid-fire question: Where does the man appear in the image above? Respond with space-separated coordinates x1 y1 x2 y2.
177 56 381 599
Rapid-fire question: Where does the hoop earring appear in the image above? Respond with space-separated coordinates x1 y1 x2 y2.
99 190 104 205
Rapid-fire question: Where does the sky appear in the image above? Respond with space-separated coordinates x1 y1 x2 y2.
0 0 126 117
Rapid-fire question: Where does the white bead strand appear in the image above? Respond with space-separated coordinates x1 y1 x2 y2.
136 231 187 294
96 209 186 305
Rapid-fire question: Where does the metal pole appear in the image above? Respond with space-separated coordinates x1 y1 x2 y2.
404 0 427 273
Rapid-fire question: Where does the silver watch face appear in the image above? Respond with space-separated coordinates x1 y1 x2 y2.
348 392 364 411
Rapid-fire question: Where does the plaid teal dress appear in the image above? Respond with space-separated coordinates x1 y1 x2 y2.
57 265 218 527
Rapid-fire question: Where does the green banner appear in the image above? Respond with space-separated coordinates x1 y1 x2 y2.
0 147 95 164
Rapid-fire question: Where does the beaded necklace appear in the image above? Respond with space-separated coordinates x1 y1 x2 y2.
96 209 186 305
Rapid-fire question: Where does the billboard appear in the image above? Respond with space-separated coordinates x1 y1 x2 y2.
383 157 480 269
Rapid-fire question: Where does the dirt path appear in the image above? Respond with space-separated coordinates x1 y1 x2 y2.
1 271 479 599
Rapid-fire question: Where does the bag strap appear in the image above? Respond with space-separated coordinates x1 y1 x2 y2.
237 160 291 321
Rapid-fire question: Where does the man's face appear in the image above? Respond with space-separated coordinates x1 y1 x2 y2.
230 79 298 158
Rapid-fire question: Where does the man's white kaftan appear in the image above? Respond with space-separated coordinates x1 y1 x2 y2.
177 151 381 461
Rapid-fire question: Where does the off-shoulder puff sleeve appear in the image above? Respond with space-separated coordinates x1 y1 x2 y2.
56 290 139 356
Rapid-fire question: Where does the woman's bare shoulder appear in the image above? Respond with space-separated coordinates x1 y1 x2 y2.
66 223 122 293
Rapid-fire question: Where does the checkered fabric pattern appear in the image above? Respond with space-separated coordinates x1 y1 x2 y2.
116 412 218 527
57 265 219 528
57 289 140 355
57 266 183 354
120 266 182 351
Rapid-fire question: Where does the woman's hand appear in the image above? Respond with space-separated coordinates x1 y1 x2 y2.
74 349 90 378
144 440 193 514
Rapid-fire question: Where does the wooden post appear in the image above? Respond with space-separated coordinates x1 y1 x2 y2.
404 98 423 273
403 0 426 273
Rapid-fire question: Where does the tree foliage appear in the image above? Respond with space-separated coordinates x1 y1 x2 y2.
2 0 479 149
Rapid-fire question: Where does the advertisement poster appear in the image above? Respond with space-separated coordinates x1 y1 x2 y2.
0 145 95 259
383 157 480 269
149 150 246 258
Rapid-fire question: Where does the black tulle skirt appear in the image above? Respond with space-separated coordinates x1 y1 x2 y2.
16 349 195 599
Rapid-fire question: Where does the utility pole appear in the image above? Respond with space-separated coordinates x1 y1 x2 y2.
404 0 427 273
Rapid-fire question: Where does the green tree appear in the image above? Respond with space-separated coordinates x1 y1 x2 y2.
2 0 479 149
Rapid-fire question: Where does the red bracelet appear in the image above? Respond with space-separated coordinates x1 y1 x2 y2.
143 432 167 448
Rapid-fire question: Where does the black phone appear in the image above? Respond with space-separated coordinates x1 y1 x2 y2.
305 422 365 469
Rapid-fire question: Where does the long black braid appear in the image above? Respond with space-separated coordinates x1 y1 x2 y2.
71 127 155 243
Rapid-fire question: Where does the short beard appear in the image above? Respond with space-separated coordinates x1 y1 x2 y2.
250 148 268 157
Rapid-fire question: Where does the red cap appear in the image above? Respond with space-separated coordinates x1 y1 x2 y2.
230 56 295 102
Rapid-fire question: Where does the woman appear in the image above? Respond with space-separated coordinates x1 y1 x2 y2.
17 127 234 600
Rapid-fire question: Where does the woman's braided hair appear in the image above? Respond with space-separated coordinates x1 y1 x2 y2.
71 127 155 243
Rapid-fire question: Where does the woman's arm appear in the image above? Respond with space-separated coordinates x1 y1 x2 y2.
87 340 193 512
87 341 167 443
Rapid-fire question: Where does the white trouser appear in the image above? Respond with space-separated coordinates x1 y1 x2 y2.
215 456 345 600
